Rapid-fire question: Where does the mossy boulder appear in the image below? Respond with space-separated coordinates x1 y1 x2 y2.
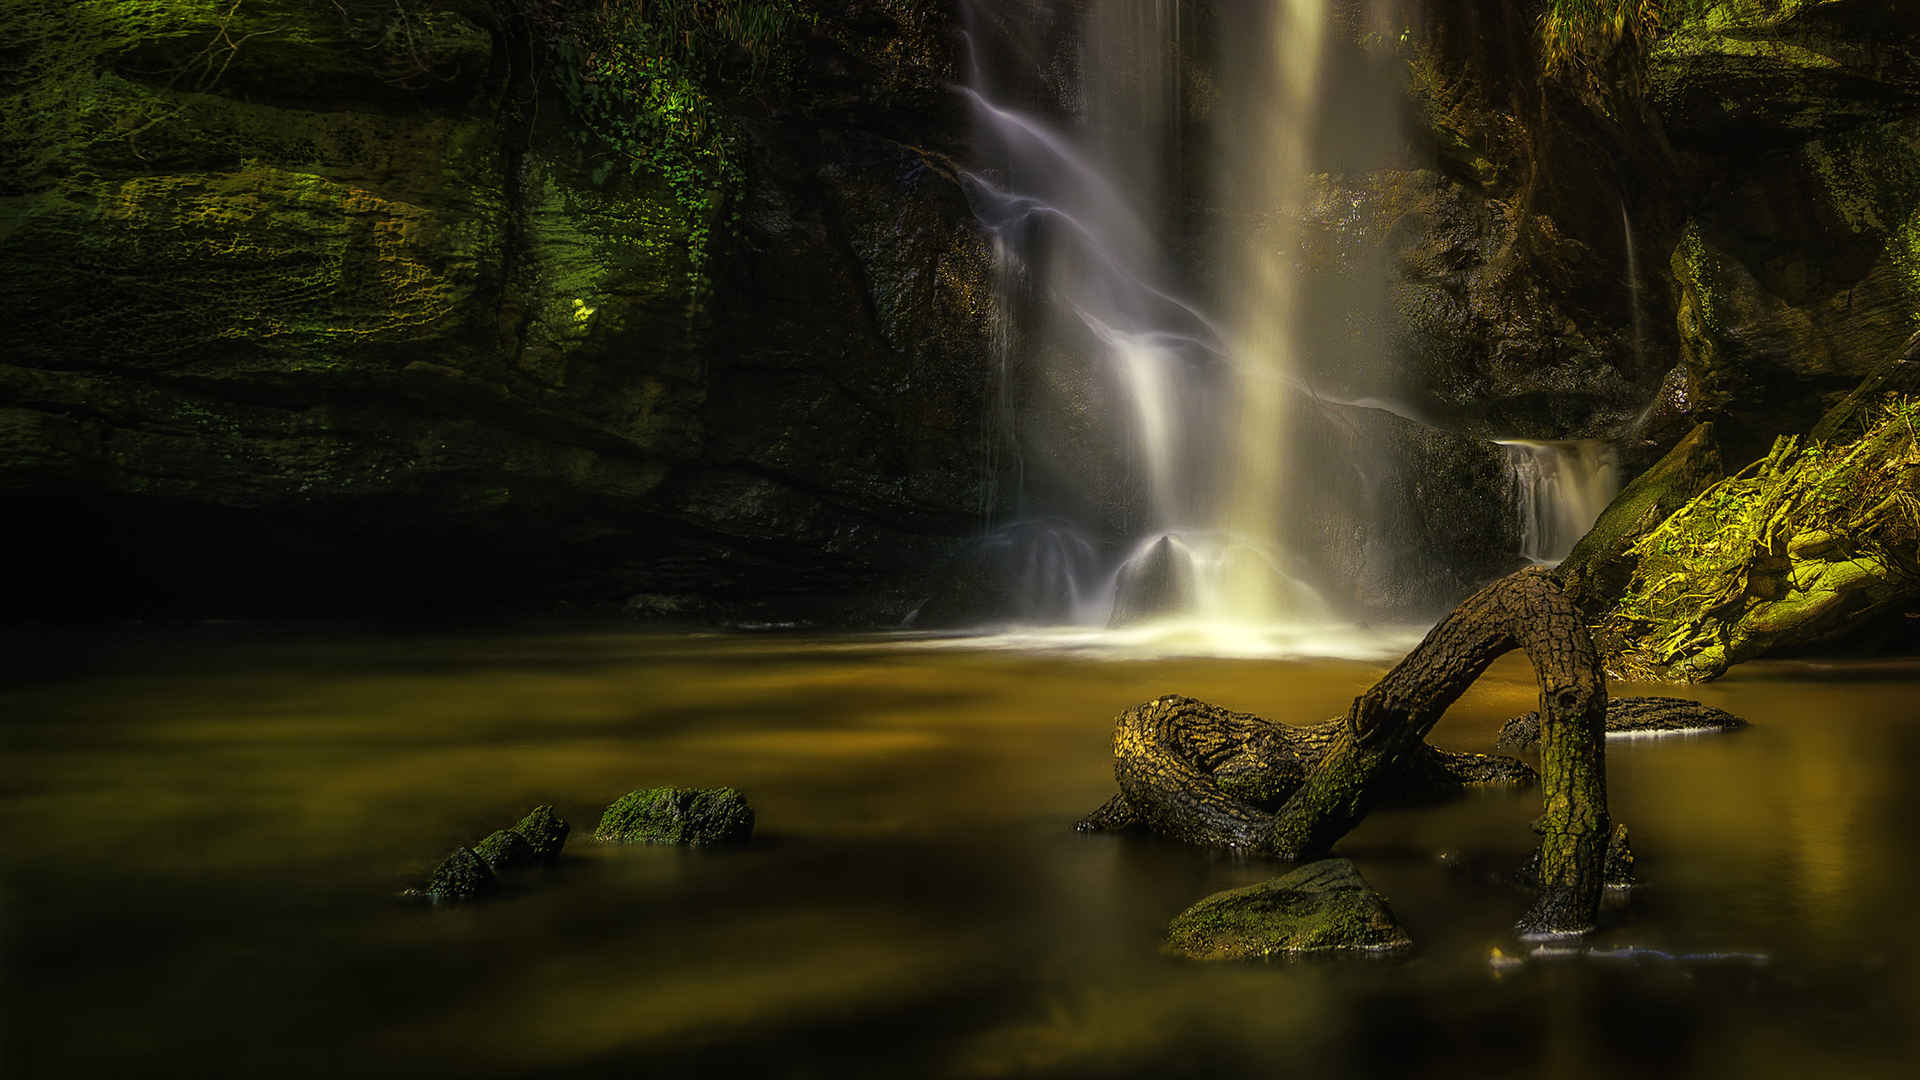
596 786 755 847
1164 859 1412 960
511 805 570 864
472 828 538 875
424 846 496 904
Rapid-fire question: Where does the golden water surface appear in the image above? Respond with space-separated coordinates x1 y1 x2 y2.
1 628 1916 1077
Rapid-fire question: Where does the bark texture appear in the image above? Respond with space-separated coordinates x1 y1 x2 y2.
1083 568 1613 937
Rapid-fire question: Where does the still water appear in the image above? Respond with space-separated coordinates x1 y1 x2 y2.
2 628 1917 1077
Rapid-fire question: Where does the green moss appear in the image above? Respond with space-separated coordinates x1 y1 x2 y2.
473 828 538 874
1597 398 1920 679
1892 208 1920 327
1164 860 1411 960
1557 422 1725 612
534 1 814 314
1537 0 1714 82
510 805 570 863
596 785 755 846
424 845 496 903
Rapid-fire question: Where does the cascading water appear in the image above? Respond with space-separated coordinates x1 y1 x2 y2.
1623 201 1647 374
952 2 1418 649
1499 441 1623 564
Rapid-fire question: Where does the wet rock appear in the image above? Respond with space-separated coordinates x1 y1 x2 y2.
424 847 496 905
1556 423 1725 615
912 521 1099 628
511 805 571 864
1594 401 1920 681
473 829 538 876
1647 1 1920 149
596 787 755 847
1164 859 1412 960
1496 697 1748 752
0 0 994 624
1108 536 1196 626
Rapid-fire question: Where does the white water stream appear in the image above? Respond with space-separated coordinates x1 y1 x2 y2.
954 2 1626 646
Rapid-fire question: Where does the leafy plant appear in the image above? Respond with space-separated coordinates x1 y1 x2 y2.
1536 0 1710 83
531 0 814 312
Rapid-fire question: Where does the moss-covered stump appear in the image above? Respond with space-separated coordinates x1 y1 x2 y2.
424 846 496 904
596 787 755 846
1165 860 1412 960
512 805 571 864
1496 697 1747 752
1518 823 1637 892
1596 398 1920 682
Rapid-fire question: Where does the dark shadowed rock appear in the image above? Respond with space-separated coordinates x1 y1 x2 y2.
1109 536 1196 626
473 829 538 876
511 805 571 864
596 787 755 846
424 847 496 904
1497 697 1747 753
1165 859 1412 960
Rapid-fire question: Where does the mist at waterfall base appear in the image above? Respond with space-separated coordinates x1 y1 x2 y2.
931 2 1616 656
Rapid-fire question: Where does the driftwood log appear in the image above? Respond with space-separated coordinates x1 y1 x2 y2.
1079 568 1613 937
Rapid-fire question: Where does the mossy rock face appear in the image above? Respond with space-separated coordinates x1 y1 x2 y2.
1648 1 1920 148
596 787 755 847
1164 859 1411 961
1595 398 1920 681
425 846 496 904
0 0 999 624
473 828 538 876
511 805 570 864
1557 423 1725 615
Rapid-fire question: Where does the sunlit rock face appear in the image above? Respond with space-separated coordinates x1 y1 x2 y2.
0 1 995 620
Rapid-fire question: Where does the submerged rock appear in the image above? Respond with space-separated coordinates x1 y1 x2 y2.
1496 697 1747 752
473 829 538 876
1164 859 1412 960
424 847 496 904
512 805 571 864
596 787 756 846
410 806 568 904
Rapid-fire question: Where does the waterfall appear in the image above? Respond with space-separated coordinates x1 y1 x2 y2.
1499 441 1622 564
956 1 1401 636
1213 1 1331 623
1623 201 1647 373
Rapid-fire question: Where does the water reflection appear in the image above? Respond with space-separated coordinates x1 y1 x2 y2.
1 633 1916 1077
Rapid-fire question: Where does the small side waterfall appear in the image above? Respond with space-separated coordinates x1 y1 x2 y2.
1499 441 1622 564
1623 201 1647 373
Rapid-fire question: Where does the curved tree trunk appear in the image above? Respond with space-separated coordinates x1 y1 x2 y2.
1085 568 1613 938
